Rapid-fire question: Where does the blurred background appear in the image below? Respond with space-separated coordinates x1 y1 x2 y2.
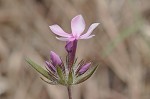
0 0 150 99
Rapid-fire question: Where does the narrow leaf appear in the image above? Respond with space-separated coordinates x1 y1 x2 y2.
73 57 78 67
40 77 58 85
68 71 73 85
56 66 65 84
74 65 98 84
26 58 51 80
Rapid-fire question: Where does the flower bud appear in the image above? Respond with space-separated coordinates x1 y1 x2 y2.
50 51 62 66
45 61 56 72
78 62 91 75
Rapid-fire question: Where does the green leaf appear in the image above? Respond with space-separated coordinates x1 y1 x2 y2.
56 66 65 84
26 58 51 80
68 71 73 85
40 77 58 85
74 65 98 84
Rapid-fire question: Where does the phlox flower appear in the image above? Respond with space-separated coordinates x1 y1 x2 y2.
26 14 99 87
49 15 99 41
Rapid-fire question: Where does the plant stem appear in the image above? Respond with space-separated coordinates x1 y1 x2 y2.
67 86 72 99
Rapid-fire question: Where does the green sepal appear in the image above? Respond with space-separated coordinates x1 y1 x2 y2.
40 77 58 85
56 66 65 85
26 58 51 80
74 65 98 84
68 71 73 85
73 57 78 67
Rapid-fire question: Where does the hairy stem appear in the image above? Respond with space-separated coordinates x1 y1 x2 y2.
67 86 72 99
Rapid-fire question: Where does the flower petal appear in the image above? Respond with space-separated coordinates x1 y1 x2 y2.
56 37 75 41
56 37 71 41
80 35 95 39
50 51 62 66
71 15 85 38
49 25 71 37
80 23 99 39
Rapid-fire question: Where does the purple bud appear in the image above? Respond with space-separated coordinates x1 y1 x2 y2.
50 51 62 66
79 62 91 75
45 61 56 72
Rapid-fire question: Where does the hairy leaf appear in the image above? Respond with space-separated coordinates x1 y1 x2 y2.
26 58 51 80
40 77 58 85
56 66 65 84
68 71 73 85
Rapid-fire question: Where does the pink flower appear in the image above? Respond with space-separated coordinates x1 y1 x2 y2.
49 15 99 41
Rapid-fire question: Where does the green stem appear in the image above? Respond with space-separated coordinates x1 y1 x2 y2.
67 86 72 99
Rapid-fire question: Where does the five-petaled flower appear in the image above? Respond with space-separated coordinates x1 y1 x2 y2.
49 15 99 41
